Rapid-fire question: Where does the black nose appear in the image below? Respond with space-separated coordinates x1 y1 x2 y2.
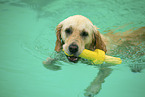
69 43 78 54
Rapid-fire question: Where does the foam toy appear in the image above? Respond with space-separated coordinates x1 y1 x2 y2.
63 49 122 65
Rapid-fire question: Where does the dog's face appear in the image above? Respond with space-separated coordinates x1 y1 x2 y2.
55 15 107 62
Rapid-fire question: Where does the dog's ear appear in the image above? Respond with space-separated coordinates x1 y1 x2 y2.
90 26 107 53
55 24 63 52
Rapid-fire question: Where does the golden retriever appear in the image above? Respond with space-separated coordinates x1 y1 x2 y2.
43 15 145 96
55 15 107 62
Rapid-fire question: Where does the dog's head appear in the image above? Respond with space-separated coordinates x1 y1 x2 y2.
55 15 107 62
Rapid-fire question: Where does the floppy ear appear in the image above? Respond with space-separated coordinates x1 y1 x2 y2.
55 24 63 52
90 26 107 53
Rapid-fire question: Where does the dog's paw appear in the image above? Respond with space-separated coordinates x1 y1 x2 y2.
43 57 61 71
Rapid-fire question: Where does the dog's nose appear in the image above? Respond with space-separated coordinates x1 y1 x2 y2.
69 43 78 54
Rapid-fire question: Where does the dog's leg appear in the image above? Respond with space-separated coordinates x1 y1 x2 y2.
84 67 112 97
43 57 62 71
43 51 68 70
42 52 64 71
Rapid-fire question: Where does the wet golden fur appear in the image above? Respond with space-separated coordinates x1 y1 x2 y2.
55 15 107 56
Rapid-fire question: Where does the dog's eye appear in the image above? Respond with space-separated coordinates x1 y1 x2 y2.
80 31 88 37
65 28 72 34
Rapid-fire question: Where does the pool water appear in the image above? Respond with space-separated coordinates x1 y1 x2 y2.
0 0 145 97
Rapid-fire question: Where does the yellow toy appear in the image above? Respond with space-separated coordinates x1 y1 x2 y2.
63 49 122 65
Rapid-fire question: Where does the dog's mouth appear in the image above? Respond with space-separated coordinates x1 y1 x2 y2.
66 55 80 63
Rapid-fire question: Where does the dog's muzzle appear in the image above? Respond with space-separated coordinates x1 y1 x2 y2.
66 43 80 63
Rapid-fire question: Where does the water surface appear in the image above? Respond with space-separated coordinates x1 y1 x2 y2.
0 0 145 97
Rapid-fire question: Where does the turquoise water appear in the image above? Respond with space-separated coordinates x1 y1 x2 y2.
0 0 145 97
